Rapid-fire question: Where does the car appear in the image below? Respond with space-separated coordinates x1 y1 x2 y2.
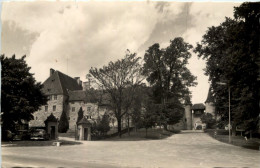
30 129 50 140
2 130 15 140
13 130 30 140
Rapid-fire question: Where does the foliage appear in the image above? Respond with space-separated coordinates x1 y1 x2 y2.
143 37 196 128
76 107 84 124
89 50 144 136
58 110 69 133
1 55 47 136
97 114 111 135
194 2 260 131
200 113 216 129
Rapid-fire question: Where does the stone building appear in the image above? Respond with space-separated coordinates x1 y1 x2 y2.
191 103 206 130
29 69 117 132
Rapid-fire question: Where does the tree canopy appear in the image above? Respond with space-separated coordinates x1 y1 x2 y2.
89 50 144 136
1 55 47 133
194 2 260 131
143 37 197 128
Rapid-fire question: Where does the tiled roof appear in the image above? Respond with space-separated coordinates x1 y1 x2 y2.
68 90 87 101
42 70 82 95
191 103 205 110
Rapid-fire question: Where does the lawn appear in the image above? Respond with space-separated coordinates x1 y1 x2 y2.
105 128 178 141
1 139 82 147
205 129 260 150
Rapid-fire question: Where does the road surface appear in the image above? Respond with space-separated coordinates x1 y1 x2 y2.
2 130 260 167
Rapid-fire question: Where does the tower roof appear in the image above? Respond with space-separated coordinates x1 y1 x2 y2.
191 103 205 110
205 86 215 103
42 69 82 96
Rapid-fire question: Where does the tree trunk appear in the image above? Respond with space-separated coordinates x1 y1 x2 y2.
117 118 122 138
127 114 130 136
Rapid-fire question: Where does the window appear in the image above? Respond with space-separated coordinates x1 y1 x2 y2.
87 107 91 112
49 95 52 100
45 106 48 112
72 107 75 112
54 95 57 100
35 116 38 120
53 105 56 111
68 117 70 120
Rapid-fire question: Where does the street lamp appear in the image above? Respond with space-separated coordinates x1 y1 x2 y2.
216 82 231 143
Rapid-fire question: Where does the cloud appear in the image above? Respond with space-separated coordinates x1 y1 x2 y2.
1 1 240 103
2 1 161 82
1 21 39 57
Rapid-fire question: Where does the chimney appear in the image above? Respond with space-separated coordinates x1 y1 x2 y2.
50 68 55 77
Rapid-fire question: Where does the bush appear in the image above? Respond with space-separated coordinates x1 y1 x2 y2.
200 113 216 129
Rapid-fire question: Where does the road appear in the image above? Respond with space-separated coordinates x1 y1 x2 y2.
2 130 260 168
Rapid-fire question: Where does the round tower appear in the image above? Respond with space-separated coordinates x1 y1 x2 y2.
184 103 192 130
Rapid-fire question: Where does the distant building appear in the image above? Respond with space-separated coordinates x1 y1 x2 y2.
191 103 206 130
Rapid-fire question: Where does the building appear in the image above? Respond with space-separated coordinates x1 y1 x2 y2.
29 69 115 132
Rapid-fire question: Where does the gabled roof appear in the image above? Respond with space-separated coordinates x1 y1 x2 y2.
44 113 58 123
191 103 205 110
77 117 94 125
42 70 82 95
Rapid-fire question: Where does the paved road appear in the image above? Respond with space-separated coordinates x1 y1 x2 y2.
2 130 260 168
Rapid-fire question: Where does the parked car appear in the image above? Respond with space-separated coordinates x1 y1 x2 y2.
13 130 30 140
30 129 50 140
2 130 15 141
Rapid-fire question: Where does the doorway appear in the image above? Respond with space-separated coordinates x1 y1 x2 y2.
51 126 56 139
84 128 88 140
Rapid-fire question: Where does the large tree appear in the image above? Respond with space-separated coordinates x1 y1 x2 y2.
143 37 197 129
194 2 260 132
89 50 144 137
1 55 47 136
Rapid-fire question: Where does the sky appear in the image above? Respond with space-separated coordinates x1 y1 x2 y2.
1 1 241 104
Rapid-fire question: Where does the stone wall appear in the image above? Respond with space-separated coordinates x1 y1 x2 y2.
29 94 66 127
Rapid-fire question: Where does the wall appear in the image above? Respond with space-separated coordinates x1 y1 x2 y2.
29 94 66 127
205 102 216 119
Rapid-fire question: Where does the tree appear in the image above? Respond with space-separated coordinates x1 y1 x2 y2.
141 99 158 137
194 3 260 133
97 113 110 135
200 113 216 129
89 50 144 137
58 110 69 133
1 55 47 138
143 37 197 129
76 107 84 124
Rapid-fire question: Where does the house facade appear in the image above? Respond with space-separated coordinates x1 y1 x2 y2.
29 69 118 132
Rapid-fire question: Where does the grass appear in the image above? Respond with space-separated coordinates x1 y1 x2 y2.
205 129 260 151
1 139 82 147
105 128 177 141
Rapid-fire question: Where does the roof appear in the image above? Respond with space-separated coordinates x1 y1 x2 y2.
205 86 215 103
191 103 205 110
44 113 58 123
77 117 94 125
68 90 87 101
42 70 82 95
